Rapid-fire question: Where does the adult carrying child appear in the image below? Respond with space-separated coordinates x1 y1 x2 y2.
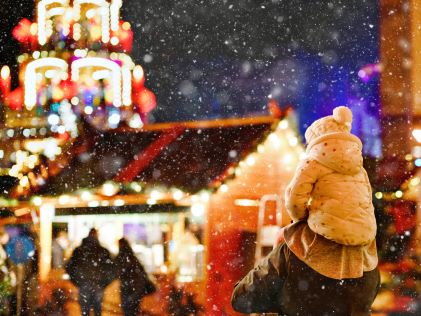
232 106 380 316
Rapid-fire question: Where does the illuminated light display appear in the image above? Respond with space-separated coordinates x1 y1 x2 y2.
133 65 144 81
110 36 119 46
37 0 68 45
122 66 132 106
2 0 157 196
47 7 66 17
30 23 38 36
92 69 111 80
110 0 122 31
1 66 10 80
24 57 68 109
71 57 122 107
122 21 130 31
73 22 81 41
73 0 110 43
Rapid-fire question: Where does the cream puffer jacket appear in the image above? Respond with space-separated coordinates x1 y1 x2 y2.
285 132 377 246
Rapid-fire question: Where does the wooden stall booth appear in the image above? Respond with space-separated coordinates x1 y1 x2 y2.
6 115 288 314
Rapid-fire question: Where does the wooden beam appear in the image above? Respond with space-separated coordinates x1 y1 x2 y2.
116 116 276 133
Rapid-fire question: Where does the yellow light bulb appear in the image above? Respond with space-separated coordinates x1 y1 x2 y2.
122 22 131 31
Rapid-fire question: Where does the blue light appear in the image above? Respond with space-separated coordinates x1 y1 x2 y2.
415 158 421 167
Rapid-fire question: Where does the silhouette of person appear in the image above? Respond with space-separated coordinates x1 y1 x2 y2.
114 238 155 316
66 229 114 316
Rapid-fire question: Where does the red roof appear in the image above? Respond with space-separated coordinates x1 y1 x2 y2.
39 117 275 195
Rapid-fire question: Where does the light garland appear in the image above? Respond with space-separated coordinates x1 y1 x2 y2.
122 66 132 106
24 57 68 109
92 69 111 80
73 0 110 43
133 65 144 81
71 57 122 107
47 7 66 18
110 0 122 31
37 0 68 45
1 66 10 80
215 118 304 194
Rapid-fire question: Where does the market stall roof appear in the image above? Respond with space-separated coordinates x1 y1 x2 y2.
39 116 275 195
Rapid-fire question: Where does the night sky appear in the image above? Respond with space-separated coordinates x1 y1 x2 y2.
0 0 379 124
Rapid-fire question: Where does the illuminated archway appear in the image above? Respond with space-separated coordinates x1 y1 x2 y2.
37 0 69 45
73 0 110 43
24 57 68 109
110 0 122 32
71 57 122 107
122 66 132 106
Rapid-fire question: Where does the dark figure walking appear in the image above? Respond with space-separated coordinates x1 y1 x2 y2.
114 238 156 316
66 229 114 316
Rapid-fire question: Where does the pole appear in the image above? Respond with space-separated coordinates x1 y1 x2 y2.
16 263 23 316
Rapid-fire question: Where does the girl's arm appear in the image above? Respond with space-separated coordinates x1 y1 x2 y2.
285 158 320 221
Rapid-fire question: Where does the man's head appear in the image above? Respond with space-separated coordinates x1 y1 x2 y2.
88 228 98 239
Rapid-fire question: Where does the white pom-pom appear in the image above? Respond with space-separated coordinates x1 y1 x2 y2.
333 106 352 125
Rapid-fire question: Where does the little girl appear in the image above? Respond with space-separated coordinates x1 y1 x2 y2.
232 106 380 316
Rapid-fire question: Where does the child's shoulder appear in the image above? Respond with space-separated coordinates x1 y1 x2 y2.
299 157 332 174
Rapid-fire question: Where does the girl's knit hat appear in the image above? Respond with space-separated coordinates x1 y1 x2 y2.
304 106 353 144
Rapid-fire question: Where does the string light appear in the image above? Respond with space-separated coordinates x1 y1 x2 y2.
122 22 131 31
172 189 184 201
110 0 122 31
246 155 256 166
73 23 81 41
412 129 421 143
279 120 289 130
1 66 10 80
191 203 206 217
88 200 100 207
80 190 93 201
100 4 110 43
220 184 229 193
38 0 68 45
84 106 93 115
113 199 125 206
147 198 157 205
47 7 65 18
128 113 143 128
133 65 144 82
410 177 420 187
32 196 43 206
110 36 119 46
101 181 119 196
59 195 70 205
122 67 132 106
92 69 111 80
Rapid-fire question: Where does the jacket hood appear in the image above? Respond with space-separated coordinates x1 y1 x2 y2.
306 132 363 175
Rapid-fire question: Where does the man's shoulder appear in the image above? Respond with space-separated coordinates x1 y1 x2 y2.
97 245 112 258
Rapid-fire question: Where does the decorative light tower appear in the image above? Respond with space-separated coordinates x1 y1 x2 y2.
0 0 156 197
